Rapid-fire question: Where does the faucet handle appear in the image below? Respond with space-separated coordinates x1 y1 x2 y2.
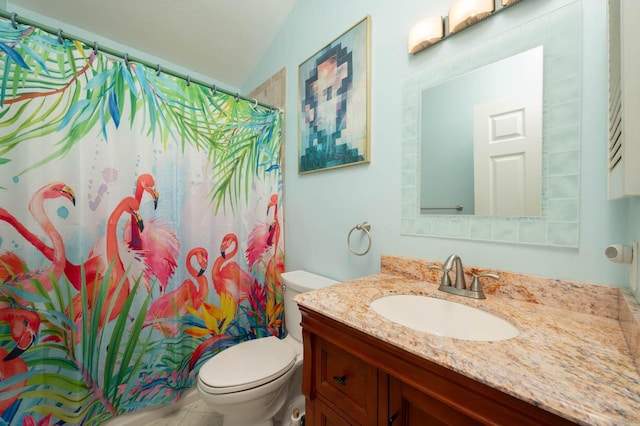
470 273 500 293
428 265 451 287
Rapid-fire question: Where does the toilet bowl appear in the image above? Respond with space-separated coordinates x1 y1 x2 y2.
196 270 338 426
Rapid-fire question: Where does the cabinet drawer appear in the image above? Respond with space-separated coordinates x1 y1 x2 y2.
313 398 357 426
314 337 377 424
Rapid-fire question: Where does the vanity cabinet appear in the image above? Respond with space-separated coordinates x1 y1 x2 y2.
300 306 576 426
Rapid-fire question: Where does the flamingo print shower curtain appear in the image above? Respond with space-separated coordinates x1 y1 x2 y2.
0 18 283 425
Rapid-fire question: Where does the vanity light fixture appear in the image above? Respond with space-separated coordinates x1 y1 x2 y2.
408 16 444 54
408 0 525 55
449 0 495 33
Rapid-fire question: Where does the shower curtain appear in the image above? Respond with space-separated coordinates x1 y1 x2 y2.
0 18 283 425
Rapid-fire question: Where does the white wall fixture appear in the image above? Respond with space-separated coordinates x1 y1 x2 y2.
605 244 633 264
604 242 639 294
408 0 525 55
607 0 640 198
449 0 494 33
408 17 444 54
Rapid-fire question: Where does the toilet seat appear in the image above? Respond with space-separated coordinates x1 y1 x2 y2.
198 336 296 395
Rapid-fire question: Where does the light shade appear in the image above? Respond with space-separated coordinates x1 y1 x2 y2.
448 0 495 34
408 17 444 54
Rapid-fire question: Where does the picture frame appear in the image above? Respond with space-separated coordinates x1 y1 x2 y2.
298 16 371 174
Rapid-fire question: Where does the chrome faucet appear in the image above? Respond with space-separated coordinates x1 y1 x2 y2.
442 254 466 290
429 254 499 300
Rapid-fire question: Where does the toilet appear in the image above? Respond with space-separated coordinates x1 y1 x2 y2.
196 270 338 426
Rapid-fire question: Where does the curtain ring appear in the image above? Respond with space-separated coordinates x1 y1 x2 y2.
252 98 258 108
123 53 129 67
211 84 217 96
186 75 191 86
10 12 18 30
234 93 240 102
347 222 372 256
93 41 99 54
57 28 64 45
156 64 162 76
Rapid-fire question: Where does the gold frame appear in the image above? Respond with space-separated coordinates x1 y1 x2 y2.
297 16 371 174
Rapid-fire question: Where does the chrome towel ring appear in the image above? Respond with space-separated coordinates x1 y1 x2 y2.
348 222 372 256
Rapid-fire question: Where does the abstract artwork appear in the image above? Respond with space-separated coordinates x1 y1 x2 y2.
298 16 370 174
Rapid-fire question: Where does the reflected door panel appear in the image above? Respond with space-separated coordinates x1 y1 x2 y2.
473 91 542 216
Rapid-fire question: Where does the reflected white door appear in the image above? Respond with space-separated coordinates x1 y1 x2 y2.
473 91 542 216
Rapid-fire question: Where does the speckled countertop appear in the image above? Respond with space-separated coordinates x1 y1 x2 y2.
294 256 640 426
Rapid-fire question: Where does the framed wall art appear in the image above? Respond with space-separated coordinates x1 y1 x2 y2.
298 16 371 174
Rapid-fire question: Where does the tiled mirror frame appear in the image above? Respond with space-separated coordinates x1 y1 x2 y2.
401 0 582 247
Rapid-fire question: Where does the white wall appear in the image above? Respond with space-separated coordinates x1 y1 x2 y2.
243 0 632 286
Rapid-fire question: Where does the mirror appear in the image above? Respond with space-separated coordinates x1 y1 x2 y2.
420 46 543 216
401 1 582 246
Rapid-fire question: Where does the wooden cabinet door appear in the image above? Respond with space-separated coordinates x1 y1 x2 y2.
388 376 483 426
314 337 378 425
313 398 359 426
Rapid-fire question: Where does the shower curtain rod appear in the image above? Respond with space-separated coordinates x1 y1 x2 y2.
0 10 281 112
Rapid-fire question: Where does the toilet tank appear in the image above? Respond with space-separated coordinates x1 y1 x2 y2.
281 270 339 342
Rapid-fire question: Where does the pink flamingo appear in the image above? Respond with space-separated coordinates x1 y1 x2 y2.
0 183 76 297
70 197 144 328
265 195 283 296
245 194 280 269
144 247 209 336
245 194 283 296
0 206 100 290
127 174 158 249
0 309 40 415
212 233 253 305
0 193 100 292
122 174 179 294
0 175 176 294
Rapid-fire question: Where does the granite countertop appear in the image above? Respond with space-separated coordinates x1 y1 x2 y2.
294 271 640 426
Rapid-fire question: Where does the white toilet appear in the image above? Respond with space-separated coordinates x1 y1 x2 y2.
196 270 338 426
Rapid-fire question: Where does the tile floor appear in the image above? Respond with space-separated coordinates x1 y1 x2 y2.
144 399 223 426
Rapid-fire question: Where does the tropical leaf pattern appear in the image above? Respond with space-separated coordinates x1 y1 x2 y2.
0 19 281 210
0 18 284 425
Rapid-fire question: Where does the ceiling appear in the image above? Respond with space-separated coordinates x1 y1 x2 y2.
9 0 298 89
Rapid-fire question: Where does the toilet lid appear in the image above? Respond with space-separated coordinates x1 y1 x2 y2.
198 336 296 394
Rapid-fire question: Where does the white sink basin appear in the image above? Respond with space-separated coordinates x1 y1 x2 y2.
370 295 518 341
